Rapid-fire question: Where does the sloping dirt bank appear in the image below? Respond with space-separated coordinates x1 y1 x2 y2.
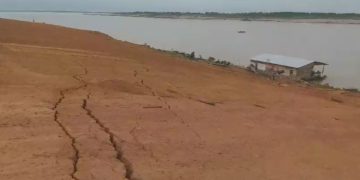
0 19 359 180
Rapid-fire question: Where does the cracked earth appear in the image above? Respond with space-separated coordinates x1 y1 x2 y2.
1 19 360 180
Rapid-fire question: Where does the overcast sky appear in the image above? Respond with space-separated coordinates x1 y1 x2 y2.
1 0 359 13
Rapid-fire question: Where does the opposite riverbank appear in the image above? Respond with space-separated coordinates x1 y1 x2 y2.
87 12 360 24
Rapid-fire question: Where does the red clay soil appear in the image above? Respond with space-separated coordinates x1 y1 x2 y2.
0 19 359 180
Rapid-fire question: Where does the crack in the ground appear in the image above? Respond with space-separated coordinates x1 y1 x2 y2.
130 121 159 163
52 89 80 180
51 68 88 180
52 90 65 110
70 66 134 180
72 68 88 87
193 99 217 106
52 66 136 180
134 72 202 141
82 94 135 180
53 110 80 180
129 121 146 151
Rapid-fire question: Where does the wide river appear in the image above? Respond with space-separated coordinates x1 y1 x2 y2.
1 12 359 89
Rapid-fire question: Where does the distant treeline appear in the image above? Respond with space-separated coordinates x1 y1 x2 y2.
107 12 360 20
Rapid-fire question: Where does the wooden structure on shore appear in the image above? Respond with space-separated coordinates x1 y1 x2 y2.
250 54 328 80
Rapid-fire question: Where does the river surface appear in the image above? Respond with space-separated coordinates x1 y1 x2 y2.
1 12 359 89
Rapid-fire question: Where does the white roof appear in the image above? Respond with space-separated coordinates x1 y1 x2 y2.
251 54 314 68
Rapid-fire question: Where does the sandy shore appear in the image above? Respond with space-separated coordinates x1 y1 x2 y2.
1 19 360 180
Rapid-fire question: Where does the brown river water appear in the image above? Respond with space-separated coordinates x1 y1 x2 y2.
1 12 359 89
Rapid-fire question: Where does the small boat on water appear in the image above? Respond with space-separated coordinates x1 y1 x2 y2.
238 30 246 33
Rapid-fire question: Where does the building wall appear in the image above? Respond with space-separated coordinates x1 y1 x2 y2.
251 61 314 80
253 62 296 77
257 63 266 71
296 63 314 79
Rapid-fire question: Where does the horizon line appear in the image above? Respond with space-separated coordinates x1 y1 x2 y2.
0 10 360 14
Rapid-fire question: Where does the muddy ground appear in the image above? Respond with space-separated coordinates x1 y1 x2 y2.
0 19 360 180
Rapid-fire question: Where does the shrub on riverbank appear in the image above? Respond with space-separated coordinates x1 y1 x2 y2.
344 88 359 93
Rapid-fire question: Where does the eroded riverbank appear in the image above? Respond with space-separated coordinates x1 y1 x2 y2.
1 19 360 180
1 12 360 89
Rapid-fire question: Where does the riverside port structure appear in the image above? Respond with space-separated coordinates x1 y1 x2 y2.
250 54 328 80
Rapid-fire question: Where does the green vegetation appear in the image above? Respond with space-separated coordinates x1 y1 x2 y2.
108 12 360 20
143 44 359 92
310 83 359 93
344 88 360 93
144 44 232 67
213 60 232 67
